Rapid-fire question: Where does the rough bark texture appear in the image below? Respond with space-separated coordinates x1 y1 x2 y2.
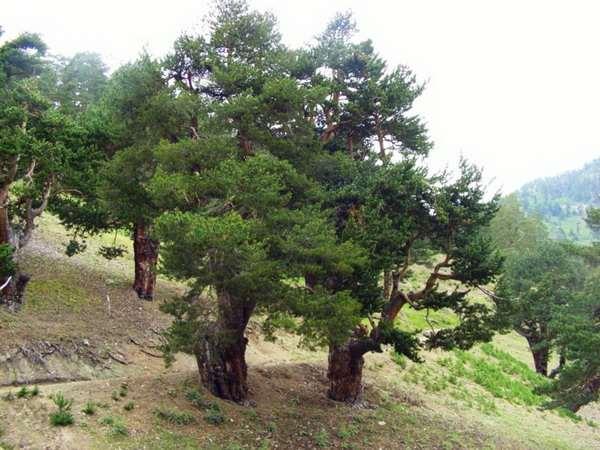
327 343 365 403
382 270 392 303
0 273 30 311
527 337 549 376
132 222 159 301
194 290 254 403
0 195 28 310
566 374 600 412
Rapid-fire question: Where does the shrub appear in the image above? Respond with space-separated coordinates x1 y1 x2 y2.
16 387 29 399
100 416 129 436
49 392 74 427
123 401 135 411
155 408 196 425
50 410 74 427
314 429 330 448
184 388 209 409
391 351 407 369
204 404 225 425
82 401 96 415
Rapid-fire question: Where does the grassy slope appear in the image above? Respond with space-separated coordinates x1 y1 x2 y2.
0 215 598 450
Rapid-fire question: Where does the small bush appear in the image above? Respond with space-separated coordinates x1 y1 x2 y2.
123 401 135 411
100 416 128 436
82 401 97 415
314 429 330 448
16 387 29 398
119 383 128 398
155 408 196 425
204 404 225 425
50 410 74 426
184 388 209 409
2 393 14 402
337 423 359 440
16 386 40 399
556 407 582 422
49 392 74 427
111 391 120 401
391 351 407 369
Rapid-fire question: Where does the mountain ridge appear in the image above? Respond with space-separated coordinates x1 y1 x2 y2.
517 158 600 242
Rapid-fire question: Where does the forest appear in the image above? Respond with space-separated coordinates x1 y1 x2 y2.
0 1 598 449
519 159 600 242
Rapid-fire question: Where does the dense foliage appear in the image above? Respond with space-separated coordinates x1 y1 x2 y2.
2 0 597 415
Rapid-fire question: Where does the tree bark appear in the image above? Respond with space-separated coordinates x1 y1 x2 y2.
564 374 600 412
527 337 549 376
327 342 366 403
0 273 30 311
132 222 159 300
383 270 392 301
549 354 566 379
0 190 29 310
194 290 254 403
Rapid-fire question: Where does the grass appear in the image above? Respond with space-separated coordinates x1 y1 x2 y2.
15 385 39 399
82 401 97 415
445 350 549 406
100 415 129 436
124 401 135 411
155 408 197 426
203 404 225 425
184 388 210 409
24 278 90 313
314 429 330 448
0 215 598 449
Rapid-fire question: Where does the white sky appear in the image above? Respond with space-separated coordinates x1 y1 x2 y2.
3 0 599 193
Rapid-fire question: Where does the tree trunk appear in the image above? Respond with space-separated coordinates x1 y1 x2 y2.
549 354 566 379
527 337 549 376
0 273 30 311
0 197 29 310
132 222 159 300
194 290 254 403
327 343 365 403
566 374 600 412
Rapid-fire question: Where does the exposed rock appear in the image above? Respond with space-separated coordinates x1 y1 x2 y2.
0 339 117 385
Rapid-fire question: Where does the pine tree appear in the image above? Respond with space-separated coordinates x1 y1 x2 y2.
0 30 83 308
495 241 585 376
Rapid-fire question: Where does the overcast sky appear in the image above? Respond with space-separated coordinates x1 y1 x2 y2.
3 0 599 193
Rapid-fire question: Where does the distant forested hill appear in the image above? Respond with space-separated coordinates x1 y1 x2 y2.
518 159 600 242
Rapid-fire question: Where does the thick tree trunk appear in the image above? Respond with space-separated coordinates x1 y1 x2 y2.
327 343 365 403
527 337 549 376
194 290 254 403
195 330 249 403
0 272 30 311
566 374 600 412
0 198 29 310
132 222 159 300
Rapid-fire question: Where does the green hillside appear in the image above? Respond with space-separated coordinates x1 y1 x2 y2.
0 216 598 450
518 159 600 242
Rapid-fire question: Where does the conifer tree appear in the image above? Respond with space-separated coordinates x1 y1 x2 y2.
0 30 83 308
